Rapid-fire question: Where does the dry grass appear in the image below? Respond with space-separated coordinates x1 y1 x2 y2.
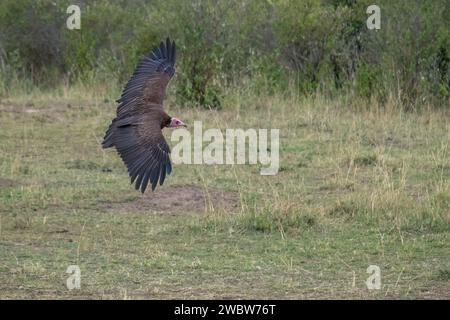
0 87 449 299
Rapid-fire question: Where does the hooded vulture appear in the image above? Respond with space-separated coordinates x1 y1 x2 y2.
102 38 186 193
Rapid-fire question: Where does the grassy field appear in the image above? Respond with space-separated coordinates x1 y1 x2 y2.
0 88 449 299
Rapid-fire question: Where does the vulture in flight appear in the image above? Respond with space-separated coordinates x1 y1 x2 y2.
102 38 186 193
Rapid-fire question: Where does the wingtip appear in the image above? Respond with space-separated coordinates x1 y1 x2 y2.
140 180 149 193
149 38 176 65
165 37 175 65
160 41 166 58
166 162 172 175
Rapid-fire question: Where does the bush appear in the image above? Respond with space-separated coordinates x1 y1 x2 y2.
0 0 449 109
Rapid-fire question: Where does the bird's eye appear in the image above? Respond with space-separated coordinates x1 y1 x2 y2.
176 121 180 124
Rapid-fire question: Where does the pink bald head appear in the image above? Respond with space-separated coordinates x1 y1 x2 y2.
168 117 187 128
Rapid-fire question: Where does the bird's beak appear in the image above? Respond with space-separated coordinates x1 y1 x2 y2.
170 118 187 128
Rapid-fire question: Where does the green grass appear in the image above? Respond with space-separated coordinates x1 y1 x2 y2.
0 90 449 299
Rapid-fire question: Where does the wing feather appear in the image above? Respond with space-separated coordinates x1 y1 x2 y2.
116 38 176 117
112 117 171 193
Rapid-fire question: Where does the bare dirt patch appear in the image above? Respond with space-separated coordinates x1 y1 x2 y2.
0 177 19 188
104 185 240 214
416 282 450 299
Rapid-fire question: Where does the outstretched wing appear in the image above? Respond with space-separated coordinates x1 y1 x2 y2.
116 38 176 117
113 115 172 193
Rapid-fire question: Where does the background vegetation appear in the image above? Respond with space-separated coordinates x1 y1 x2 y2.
0 0 449 109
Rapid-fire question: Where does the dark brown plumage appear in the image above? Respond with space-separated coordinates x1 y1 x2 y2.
102 38 182 193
